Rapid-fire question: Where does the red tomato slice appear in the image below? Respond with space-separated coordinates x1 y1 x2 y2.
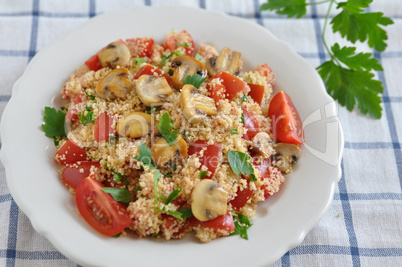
62 161 100 189
94 112 115 142
162 214 186 239
55 139 88 165
75 177 132 236
133 64 172 85
164 30 195 56
188 212 235 232
229 182 253 210
66 93 86 121
188 140 222 179
208 72 249 103
247 83 265 105
125 37 154 57
85 54 102 71
254 158 283 199
268 91 304 145
241 107 259 141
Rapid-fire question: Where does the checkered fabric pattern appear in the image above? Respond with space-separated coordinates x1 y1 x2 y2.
0 0 401 266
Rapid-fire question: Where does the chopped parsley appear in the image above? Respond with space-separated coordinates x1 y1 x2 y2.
42 107 67 138
230 129 239 135
108 135 118 146
230 214 252 240
134 142 156 169
145 106 159 114
241 95 248 102
164 187 182 205
240 112 245 124
101 187 131 204
161 50 186 66
227 151 256 181
156 112 179 146
78 106 95 126
84 90 95 101
176 42 191 47
199 171 208 179
195 53 203 61
134 55 146 65
184 74 205 89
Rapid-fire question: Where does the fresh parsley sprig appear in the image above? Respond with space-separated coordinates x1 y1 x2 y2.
134 142 156 169
260 0 394 119
102 187 131 203
228 151 257 181
230 214 252 240
157 112 179 146
184 74 205 89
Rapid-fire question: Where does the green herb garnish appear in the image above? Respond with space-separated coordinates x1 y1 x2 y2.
199 171 208 179
164 187 182 205
134 55 146 65
101 187 131 203
134 142 156 169
240 112 245 125
42 107 67 138
228 151 256 179
195 53 203 61
78 107 95 126
154 169 162 207
230 214 252 240
84 90 95 101
184 74 206 89
260 0 393 119
176 42 191 47
230 129 239 135
156 113 179 146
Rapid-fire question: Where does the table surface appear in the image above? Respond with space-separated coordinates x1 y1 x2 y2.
0 0 401 266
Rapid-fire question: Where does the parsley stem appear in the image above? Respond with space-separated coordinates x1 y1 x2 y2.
306 0 331 6
321 0 341 64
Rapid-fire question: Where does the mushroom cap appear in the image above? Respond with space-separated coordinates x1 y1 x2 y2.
96 68 134 100
98 41 131 69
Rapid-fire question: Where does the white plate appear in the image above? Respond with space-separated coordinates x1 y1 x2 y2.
0 6 344 267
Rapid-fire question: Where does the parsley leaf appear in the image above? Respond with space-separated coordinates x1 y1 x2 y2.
164 187 182 205
101 187 131 203
78 107 95 126
134 55 147 65
154 169 162 207
84 90 95 100
178 207 193 218
227 151 255 178
195 53 203 61
199 171 208 179
230 214 252 240
260 0 307 18
113 172 126 183
42 107 67 138
331 1 393 52
260 0 393 119
176 42 190 47
157 113 179 146
184 74 206 89
230 129 239 135
134 142 156 169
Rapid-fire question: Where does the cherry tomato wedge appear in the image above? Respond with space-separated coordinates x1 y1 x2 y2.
164 30 195 56
125 37 154 57
229 182 253 210
208 72 249 103
241 106 259 141
188 140 222 179
85 54 102 71
134 64 172 85
268 91 304 145
75 177 132 236
55 139 88 165
188 212 235 232
61 161 100 189
94 112 115 142
247 83 265 105
162 214 186 239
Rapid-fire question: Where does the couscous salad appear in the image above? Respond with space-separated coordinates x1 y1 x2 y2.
42 30 304 242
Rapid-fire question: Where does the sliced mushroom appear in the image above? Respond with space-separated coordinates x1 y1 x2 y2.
117 112 152 138
252 132 275 158
96 68 134 100
170 55 208 89
151 136 187 167
136 74 173 107
191 179 228 222
98 41 131 69
273 143 302 174
205 47 242 76
180 84 217 124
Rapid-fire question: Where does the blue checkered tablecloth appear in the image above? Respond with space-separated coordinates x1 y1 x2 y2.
0 0 401 266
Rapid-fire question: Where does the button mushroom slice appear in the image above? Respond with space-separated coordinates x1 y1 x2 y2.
151 136 188 167
117 112 152 138
273 143 302 174
170 55 208 89
180 84 217 124
205 47 242 76
252 132 275 158
191 179 228 222
136 74 173 107
96 68 134 100
98 41 131 69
